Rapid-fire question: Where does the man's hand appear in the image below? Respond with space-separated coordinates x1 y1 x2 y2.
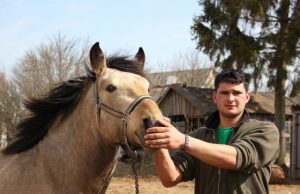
144 119 185 150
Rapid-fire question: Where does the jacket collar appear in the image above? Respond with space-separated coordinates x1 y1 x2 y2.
205 109 250 130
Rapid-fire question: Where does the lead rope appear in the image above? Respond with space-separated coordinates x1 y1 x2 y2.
130 151 144 194
132 161 140 194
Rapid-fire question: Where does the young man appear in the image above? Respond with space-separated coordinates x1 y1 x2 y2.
144 69 279 194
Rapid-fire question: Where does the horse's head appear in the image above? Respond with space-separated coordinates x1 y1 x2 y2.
89 42 163 154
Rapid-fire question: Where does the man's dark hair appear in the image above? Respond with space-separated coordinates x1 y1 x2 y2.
214 69 249 91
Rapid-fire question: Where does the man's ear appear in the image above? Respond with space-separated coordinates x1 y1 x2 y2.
212 91 217 104
245 92 251 103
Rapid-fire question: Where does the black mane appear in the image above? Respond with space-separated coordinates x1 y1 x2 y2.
3 54 145 155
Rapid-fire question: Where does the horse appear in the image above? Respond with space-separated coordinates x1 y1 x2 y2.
0 42 163 194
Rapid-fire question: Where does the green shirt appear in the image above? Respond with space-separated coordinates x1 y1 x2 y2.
217 127 233 144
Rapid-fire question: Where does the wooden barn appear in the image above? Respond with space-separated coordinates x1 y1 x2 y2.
147 68 216 133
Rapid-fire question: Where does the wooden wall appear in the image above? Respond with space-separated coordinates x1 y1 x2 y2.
159 91 207 133
291 111 300 179
159 91 206 118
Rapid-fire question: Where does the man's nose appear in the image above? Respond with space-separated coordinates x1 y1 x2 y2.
227 93 235 102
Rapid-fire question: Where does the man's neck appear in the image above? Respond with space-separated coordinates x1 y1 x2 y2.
219 114 243 128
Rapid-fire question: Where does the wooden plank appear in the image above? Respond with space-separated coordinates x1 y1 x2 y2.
296 113 300 168
291 111 300 179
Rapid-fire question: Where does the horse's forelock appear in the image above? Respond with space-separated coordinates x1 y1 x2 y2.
85 54 145 79
107 54 145 78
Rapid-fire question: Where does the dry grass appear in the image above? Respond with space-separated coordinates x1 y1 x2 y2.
109 153 300 193
106 176 300 194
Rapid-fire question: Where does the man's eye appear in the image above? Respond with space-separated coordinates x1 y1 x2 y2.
106 84 116 92
220 91 229 95
233 91 243 95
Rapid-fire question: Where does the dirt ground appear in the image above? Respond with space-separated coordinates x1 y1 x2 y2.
106 176 300 194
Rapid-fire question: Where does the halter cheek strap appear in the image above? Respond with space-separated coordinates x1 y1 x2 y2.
121 95 154 157
94 81 154 158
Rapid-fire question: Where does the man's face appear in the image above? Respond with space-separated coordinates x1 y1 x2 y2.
213 82 250 119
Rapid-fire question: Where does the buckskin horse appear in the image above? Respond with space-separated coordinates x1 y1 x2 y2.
0 42 163 194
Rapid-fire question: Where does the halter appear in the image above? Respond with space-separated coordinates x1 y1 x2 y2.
94 81 154 158
94 80 154 194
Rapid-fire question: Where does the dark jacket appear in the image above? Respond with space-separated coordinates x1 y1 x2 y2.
172 110 279 194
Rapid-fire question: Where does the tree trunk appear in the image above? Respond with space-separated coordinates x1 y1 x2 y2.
274 0 290 166
274 63 287 165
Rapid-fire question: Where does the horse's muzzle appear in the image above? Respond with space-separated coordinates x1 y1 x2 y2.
118 117 156 163
143 117 154 129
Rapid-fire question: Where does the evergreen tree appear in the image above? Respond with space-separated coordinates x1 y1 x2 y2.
192 0 300 165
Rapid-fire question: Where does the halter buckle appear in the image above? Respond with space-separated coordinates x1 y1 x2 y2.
122 113 130 123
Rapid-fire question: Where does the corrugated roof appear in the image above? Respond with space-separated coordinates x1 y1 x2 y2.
171 87 217 114
247 92 296 115
146 68 216 88
292 93 300 105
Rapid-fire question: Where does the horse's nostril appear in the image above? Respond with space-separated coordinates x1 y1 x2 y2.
143 118 153 129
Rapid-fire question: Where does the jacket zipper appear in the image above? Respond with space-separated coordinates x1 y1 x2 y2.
218 128 236 194
227 127 237 144
211 130 221 194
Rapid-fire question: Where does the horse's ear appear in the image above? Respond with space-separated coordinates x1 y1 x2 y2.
89 42 107 75
134 47 145 70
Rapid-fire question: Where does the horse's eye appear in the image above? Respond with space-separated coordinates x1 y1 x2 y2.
106 84 116 92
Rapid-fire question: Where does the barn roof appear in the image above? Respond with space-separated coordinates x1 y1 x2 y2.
247 92 296 115
292 93 300 105
152 86 297 116
146 68 216 88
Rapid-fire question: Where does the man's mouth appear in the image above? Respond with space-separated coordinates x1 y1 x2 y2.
225 105 236 108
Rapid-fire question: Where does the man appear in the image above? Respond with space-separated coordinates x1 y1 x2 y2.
144 69 279 194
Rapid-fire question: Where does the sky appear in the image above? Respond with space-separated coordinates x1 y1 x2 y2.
0 0 210 75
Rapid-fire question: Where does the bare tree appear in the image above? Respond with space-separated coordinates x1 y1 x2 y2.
289 59 300 98
1 34 90 145
0 72 23 145
171 49 213 87
13 33 89 98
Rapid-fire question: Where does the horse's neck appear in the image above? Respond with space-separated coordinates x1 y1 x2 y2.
36 83 119 190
